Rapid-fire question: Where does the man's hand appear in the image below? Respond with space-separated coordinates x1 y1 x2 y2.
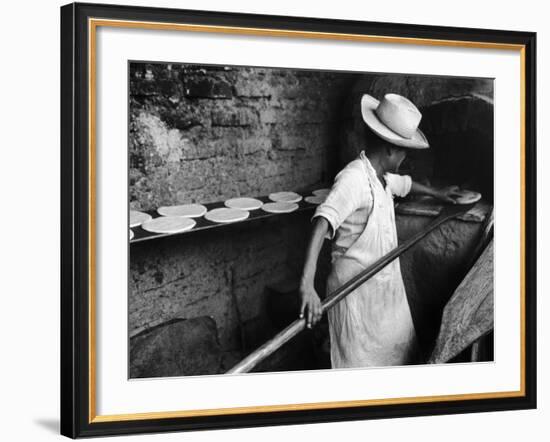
298 217 330 329
299 283 323 328
433 185 463 204
411 181 462 204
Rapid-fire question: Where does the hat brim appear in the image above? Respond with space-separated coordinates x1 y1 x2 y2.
361 94 429 149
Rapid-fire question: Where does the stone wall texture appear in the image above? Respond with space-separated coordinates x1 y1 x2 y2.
129 63 359 211
130 211 332 375
129 62 494 377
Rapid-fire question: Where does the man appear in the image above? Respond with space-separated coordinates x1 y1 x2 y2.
299 93 460 368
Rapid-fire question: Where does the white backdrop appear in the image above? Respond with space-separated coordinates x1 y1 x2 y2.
95 24 520 416
0 0 546 440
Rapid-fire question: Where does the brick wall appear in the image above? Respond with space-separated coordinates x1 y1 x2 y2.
129 62 352 375
130 211 331 375
129 62 359 211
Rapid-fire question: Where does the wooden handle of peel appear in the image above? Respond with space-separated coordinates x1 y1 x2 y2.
226 203 475 374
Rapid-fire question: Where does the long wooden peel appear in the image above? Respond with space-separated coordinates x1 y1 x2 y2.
226 203 476 374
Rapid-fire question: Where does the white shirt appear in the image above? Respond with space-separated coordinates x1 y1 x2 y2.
312 151 412 254
311 150 419 367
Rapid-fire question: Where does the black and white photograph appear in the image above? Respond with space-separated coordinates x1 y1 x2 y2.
1 0 543 439
128 61 494 378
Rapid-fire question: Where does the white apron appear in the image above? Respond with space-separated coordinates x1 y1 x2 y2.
327 158 419 368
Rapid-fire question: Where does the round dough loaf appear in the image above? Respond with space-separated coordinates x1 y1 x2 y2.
312 188 330 197
141 216 196 234
224 197 263 211
262 202 299 213
130 210 152 227
204 208 250 223
453 190 482 205
157 203 207 218
305 195 326 205
268 191 302 203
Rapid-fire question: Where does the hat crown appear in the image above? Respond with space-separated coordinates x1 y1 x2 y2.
374 93 422 139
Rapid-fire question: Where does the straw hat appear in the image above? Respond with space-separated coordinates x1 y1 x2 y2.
361 93 429 149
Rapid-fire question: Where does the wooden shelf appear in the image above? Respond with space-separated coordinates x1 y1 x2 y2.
130 191 492 245
130 194 318 244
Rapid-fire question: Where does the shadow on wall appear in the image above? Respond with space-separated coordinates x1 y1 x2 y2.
130 316 222 378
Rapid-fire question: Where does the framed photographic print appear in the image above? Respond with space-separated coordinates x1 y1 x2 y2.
60 2 537 438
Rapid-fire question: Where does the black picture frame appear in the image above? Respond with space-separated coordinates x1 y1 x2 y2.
61 2 537 438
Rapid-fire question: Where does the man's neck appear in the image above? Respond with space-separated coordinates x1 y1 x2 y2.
365 151 388 183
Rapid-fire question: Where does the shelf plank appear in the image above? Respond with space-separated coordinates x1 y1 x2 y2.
130 193 491 244
130 195 318 244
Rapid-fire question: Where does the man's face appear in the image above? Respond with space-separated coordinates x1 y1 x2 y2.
388 146 407 172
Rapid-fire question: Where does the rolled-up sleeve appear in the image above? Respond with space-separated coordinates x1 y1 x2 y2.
385 173 412 198
311 166 365 240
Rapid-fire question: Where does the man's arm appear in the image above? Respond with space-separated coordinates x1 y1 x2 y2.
410 181 462 204
299 216 330 328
